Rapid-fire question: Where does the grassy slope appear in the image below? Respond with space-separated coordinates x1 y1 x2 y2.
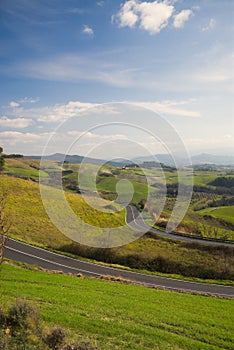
192 171 234 186
96 176 155 204
0 175 124 248
199 206 234 225
3 157 48 179
1 263 234 350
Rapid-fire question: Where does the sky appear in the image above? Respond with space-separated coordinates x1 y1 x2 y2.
0 0 233 158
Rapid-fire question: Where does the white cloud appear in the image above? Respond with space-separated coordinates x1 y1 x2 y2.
1 99 200 128
1 99 230 157
68 8 84 14
202 18 216 32
112 0 139 28
37 101 97 123
0 131 43 145
0 116 33 128
192 54 234 83
12 53 138 87
19 96 40 104
132 100 201 118
195 72 232 83
82 25 94 36
173 9 193 28
67 130 127 141
192 6 200 11
113 1 193 34
185 134 234 152
4 100 120 124
97 1 104 7
9 101 20 108
137 1 174 34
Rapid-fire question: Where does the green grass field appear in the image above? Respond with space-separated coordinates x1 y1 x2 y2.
1 263 233 350
3 158 50 180
96 176 156 204
199 206 234 225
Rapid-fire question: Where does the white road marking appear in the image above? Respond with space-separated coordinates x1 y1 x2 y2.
5 240 234 296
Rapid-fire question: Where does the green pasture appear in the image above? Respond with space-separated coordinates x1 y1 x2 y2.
1 263 233 350
199 206 234 225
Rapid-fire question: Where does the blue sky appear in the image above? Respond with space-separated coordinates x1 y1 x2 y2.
0 0 233 157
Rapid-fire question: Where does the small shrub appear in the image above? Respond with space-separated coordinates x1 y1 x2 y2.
0 306 6 328
44 327 66 350
7 301 38 329
0 301 97 350
0 300 42 350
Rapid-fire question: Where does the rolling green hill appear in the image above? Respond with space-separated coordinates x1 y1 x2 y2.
199 206 234 225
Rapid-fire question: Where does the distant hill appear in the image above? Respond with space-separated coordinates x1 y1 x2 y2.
26 153 132 167
191 153 234 166
133 154 180 167
134 153 234 166
26 152 234 167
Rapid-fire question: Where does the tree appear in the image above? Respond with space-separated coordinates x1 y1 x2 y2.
0 147 4 172
0 191 11 267
0 147 9 267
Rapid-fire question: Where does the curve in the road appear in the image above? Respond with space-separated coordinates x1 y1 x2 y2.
3 237 234 297
126 205 234 248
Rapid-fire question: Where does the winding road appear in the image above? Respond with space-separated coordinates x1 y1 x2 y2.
3 237 234 297
126 205 234 248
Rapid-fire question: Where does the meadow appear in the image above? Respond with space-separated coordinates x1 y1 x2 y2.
1 263 234 350
199 206 234 225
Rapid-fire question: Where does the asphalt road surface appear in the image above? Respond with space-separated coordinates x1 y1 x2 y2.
3 237 234 297
126 205 234 248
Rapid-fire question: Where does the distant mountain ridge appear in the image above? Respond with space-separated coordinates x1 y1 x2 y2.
190 153 234 166
133 153 234 166
26 153 132 167
26 152 234 166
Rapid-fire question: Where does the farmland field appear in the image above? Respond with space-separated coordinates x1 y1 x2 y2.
199 206 234 225
1 263 234 350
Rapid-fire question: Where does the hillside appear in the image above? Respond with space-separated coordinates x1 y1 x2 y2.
1 174 234 281
0 175 124 248
1 262 234 350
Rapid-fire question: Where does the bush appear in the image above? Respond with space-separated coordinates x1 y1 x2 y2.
5 300 42 349
44 327 66 350
7 300 40 331
0 306 6 328
0 301 42 349
0 301 98 350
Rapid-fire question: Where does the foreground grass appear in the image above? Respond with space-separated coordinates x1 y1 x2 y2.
1 263 234 350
